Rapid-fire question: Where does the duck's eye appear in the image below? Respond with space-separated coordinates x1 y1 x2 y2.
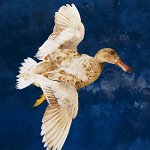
110 51 115 55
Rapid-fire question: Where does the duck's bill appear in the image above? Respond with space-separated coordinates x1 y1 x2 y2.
115 58 132 73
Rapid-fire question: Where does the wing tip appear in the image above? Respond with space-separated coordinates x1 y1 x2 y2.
41 105 73 150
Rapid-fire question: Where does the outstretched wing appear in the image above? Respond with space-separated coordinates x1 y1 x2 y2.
35 4 85 60
36 75 78 150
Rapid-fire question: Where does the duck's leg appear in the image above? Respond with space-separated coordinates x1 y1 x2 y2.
33 93 46 107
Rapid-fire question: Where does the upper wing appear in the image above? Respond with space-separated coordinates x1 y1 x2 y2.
36 75 78 150
35 4 85 60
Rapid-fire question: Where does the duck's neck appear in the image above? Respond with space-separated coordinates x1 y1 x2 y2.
94 53 105 75
94 52 105 64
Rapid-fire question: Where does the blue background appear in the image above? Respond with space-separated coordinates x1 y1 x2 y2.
0 0 150 150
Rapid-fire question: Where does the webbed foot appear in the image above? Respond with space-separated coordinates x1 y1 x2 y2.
33 93 46 107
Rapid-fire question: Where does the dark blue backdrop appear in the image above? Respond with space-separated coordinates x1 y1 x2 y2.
0 0 150 150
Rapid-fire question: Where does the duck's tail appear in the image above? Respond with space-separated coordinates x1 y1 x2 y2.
16 57 37 89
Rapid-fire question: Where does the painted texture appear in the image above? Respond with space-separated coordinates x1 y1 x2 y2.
0 0 150 149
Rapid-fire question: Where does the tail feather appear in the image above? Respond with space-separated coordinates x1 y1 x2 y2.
16 57 37 89
19 57 37 74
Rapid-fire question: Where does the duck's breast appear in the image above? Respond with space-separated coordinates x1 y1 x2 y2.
75 56 103 88
62 54 103 88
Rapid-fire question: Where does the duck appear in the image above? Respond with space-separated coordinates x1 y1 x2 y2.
16 4 132 150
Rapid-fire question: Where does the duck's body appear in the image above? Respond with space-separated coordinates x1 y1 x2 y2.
32 49 103 89
16 4 132 150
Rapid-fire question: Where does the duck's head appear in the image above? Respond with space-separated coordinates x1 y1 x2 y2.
95 48 132 72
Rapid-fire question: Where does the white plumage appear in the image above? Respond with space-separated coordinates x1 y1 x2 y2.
16 57 37 89
36 76 78 150
35 4 84 60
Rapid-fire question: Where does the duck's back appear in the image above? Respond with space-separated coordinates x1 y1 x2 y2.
44 48 79 64
35 48 79 76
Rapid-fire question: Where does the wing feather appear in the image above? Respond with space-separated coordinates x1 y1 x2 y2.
35 4 84 60
35 75 78 150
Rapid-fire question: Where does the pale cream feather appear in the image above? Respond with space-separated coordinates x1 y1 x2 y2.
35 75 78 150
16 57 37 89
35 4 85 60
